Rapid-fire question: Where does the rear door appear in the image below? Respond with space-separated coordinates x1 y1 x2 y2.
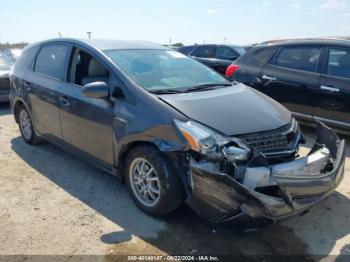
313 46 350 129
232 47 277 86
190 45 218 70
214 46 240 74
58 46 115 166
258 45 323 120
29 43 71 139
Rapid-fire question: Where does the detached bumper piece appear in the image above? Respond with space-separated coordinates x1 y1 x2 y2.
185 122 346 228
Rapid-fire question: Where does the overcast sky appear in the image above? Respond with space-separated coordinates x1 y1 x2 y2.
1 0 350 45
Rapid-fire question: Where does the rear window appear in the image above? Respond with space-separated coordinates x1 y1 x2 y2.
275 46 321 73
327 48 350 79
34 44 70 80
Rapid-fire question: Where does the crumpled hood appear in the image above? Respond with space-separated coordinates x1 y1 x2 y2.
158 84 291 136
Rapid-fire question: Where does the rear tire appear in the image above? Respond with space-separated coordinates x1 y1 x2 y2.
17 106 42 145
125 145 184 216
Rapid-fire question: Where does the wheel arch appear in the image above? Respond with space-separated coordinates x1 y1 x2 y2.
13 99 40 137
14 100 26 123
116 140 188 189
117 141 161 179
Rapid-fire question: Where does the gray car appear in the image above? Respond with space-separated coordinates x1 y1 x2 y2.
0 52 14 102
10 38 346 228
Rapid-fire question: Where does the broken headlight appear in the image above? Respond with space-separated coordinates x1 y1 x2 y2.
174 119 251 162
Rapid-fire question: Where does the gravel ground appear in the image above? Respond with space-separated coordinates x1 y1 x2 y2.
0 102 349 261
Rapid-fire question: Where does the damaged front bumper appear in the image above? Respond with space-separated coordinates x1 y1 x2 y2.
185 122 346 228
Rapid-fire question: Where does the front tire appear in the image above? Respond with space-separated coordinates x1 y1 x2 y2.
125 145 184 216
18 106 42 145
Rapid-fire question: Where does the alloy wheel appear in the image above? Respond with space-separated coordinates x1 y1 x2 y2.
129 158 161 207
19 110 32 140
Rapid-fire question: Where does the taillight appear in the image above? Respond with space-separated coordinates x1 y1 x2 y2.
225 64 240 78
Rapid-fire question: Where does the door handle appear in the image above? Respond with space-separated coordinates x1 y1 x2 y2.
23 82 32 91
320 85 340 92
59 96 70 106
262 75 277 81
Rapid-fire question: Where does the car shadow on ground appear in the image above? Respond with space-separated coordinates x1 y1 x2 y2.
9 132 350 260
0 102 11 116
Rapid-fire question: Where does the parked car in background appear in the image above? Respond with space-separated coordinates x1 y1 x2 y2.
0 52 14 102
4 48 23 61
10 38 345 228
179 44 246 75
226 38 350 134
243 44 256 50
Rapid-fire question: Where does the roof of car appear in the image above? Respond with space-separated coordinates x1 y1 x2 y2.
261 38 350 47
181 44 242 48
26 38 169 51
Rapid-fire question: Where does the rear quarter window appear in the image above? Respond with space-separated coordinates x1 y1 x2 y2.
16 46 40 71
241 47 277 67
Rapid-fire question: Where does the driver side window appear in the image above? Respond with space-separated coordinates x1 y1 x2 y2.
69 48 110 86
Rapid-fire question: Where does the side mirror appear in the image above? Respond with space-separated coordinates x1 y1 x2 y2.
82 82 109 99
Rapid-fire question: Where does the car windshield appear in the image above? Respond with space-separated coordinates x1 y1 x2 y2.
104 49 230 92
0 53 14 69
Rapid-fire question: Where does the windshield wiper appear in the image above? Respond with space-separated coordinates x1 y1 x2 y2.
182 83 232 93
150 89 184 94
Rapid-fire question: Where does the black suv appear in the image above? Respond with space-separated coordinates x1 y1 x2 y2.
179 44 245 75
226 38 350 134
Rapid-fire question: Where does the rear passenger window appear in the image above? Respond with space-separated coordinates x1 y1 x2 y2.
327 48 350 79
34 45 69 80
275 47 321 73
192 46 215 58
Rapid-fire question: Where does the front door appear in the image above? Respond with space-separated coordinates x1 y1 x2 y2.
314 47 350 129
58 47 115 165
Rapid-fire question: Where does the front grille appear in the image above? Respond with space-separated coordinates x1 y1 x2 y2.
237 119 300 156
